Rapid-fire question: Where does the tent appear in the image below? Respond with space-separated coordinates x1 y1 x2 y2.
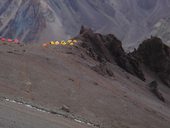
0 37 20 44
70 42 74 46
50 41 55 45
14 39 19 44
67 40 73 43
1 38 6 42
55 41 60 45
61 40 67 45
73 40 78 43
42 43 48 47
7 39 13 42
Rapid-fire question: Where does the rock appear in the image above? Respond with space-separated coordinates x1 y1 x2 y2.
149 81 165 102
7 51 13 54
61 105 70 113
136 37 170 87
80 25 85 34
78 27 145 80
91 62 114 77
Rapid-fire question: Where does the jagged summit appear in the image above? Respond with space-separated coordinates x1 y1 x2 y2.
77 27 170 87
77 27 145 80
136 37 170 87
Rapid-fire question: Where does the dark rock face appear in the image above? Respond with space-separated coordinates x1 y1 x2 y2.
78 28 170 86
78 27 145 80
149 81 165 102
91 62 114 77
136 37 170 87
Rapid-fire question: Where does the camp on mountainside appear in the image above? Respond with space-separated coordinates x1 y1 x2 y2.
0 37 19 44
42 39 78 47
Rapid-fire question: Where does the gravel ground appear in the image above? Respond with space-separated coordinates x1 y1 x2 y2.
0 42 170 128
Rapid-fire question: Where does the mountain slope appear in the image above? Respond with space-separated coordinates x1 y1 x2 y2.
0 29 170 128
0 99 93 128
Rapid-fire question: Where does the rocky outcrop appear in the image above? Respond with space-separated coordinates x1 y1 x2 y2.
78 27 145 80
136 37 170 87
78 27 170 87
148 81 165 102
91 62 114 77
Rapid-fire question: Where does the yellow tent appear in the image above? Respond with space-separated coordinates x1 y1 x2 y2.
61 40 67 45
50 41 55 45
73 40 78 43
67 40 73 43
55 41 60 45
70 43 74 46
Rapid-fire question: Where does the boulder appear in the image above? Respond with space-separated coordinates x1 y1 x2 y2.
91 62 114 77
61 105 70 113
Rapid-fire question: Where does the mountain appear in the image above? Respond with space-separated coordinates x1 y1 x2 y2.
1 1 170 128
151 17 170 46
1 0 170 49
133 36 170 87
0 28 170 128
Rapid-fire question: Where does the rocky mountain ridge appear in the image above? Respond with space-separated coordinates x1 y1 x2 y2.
78 27 170 88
